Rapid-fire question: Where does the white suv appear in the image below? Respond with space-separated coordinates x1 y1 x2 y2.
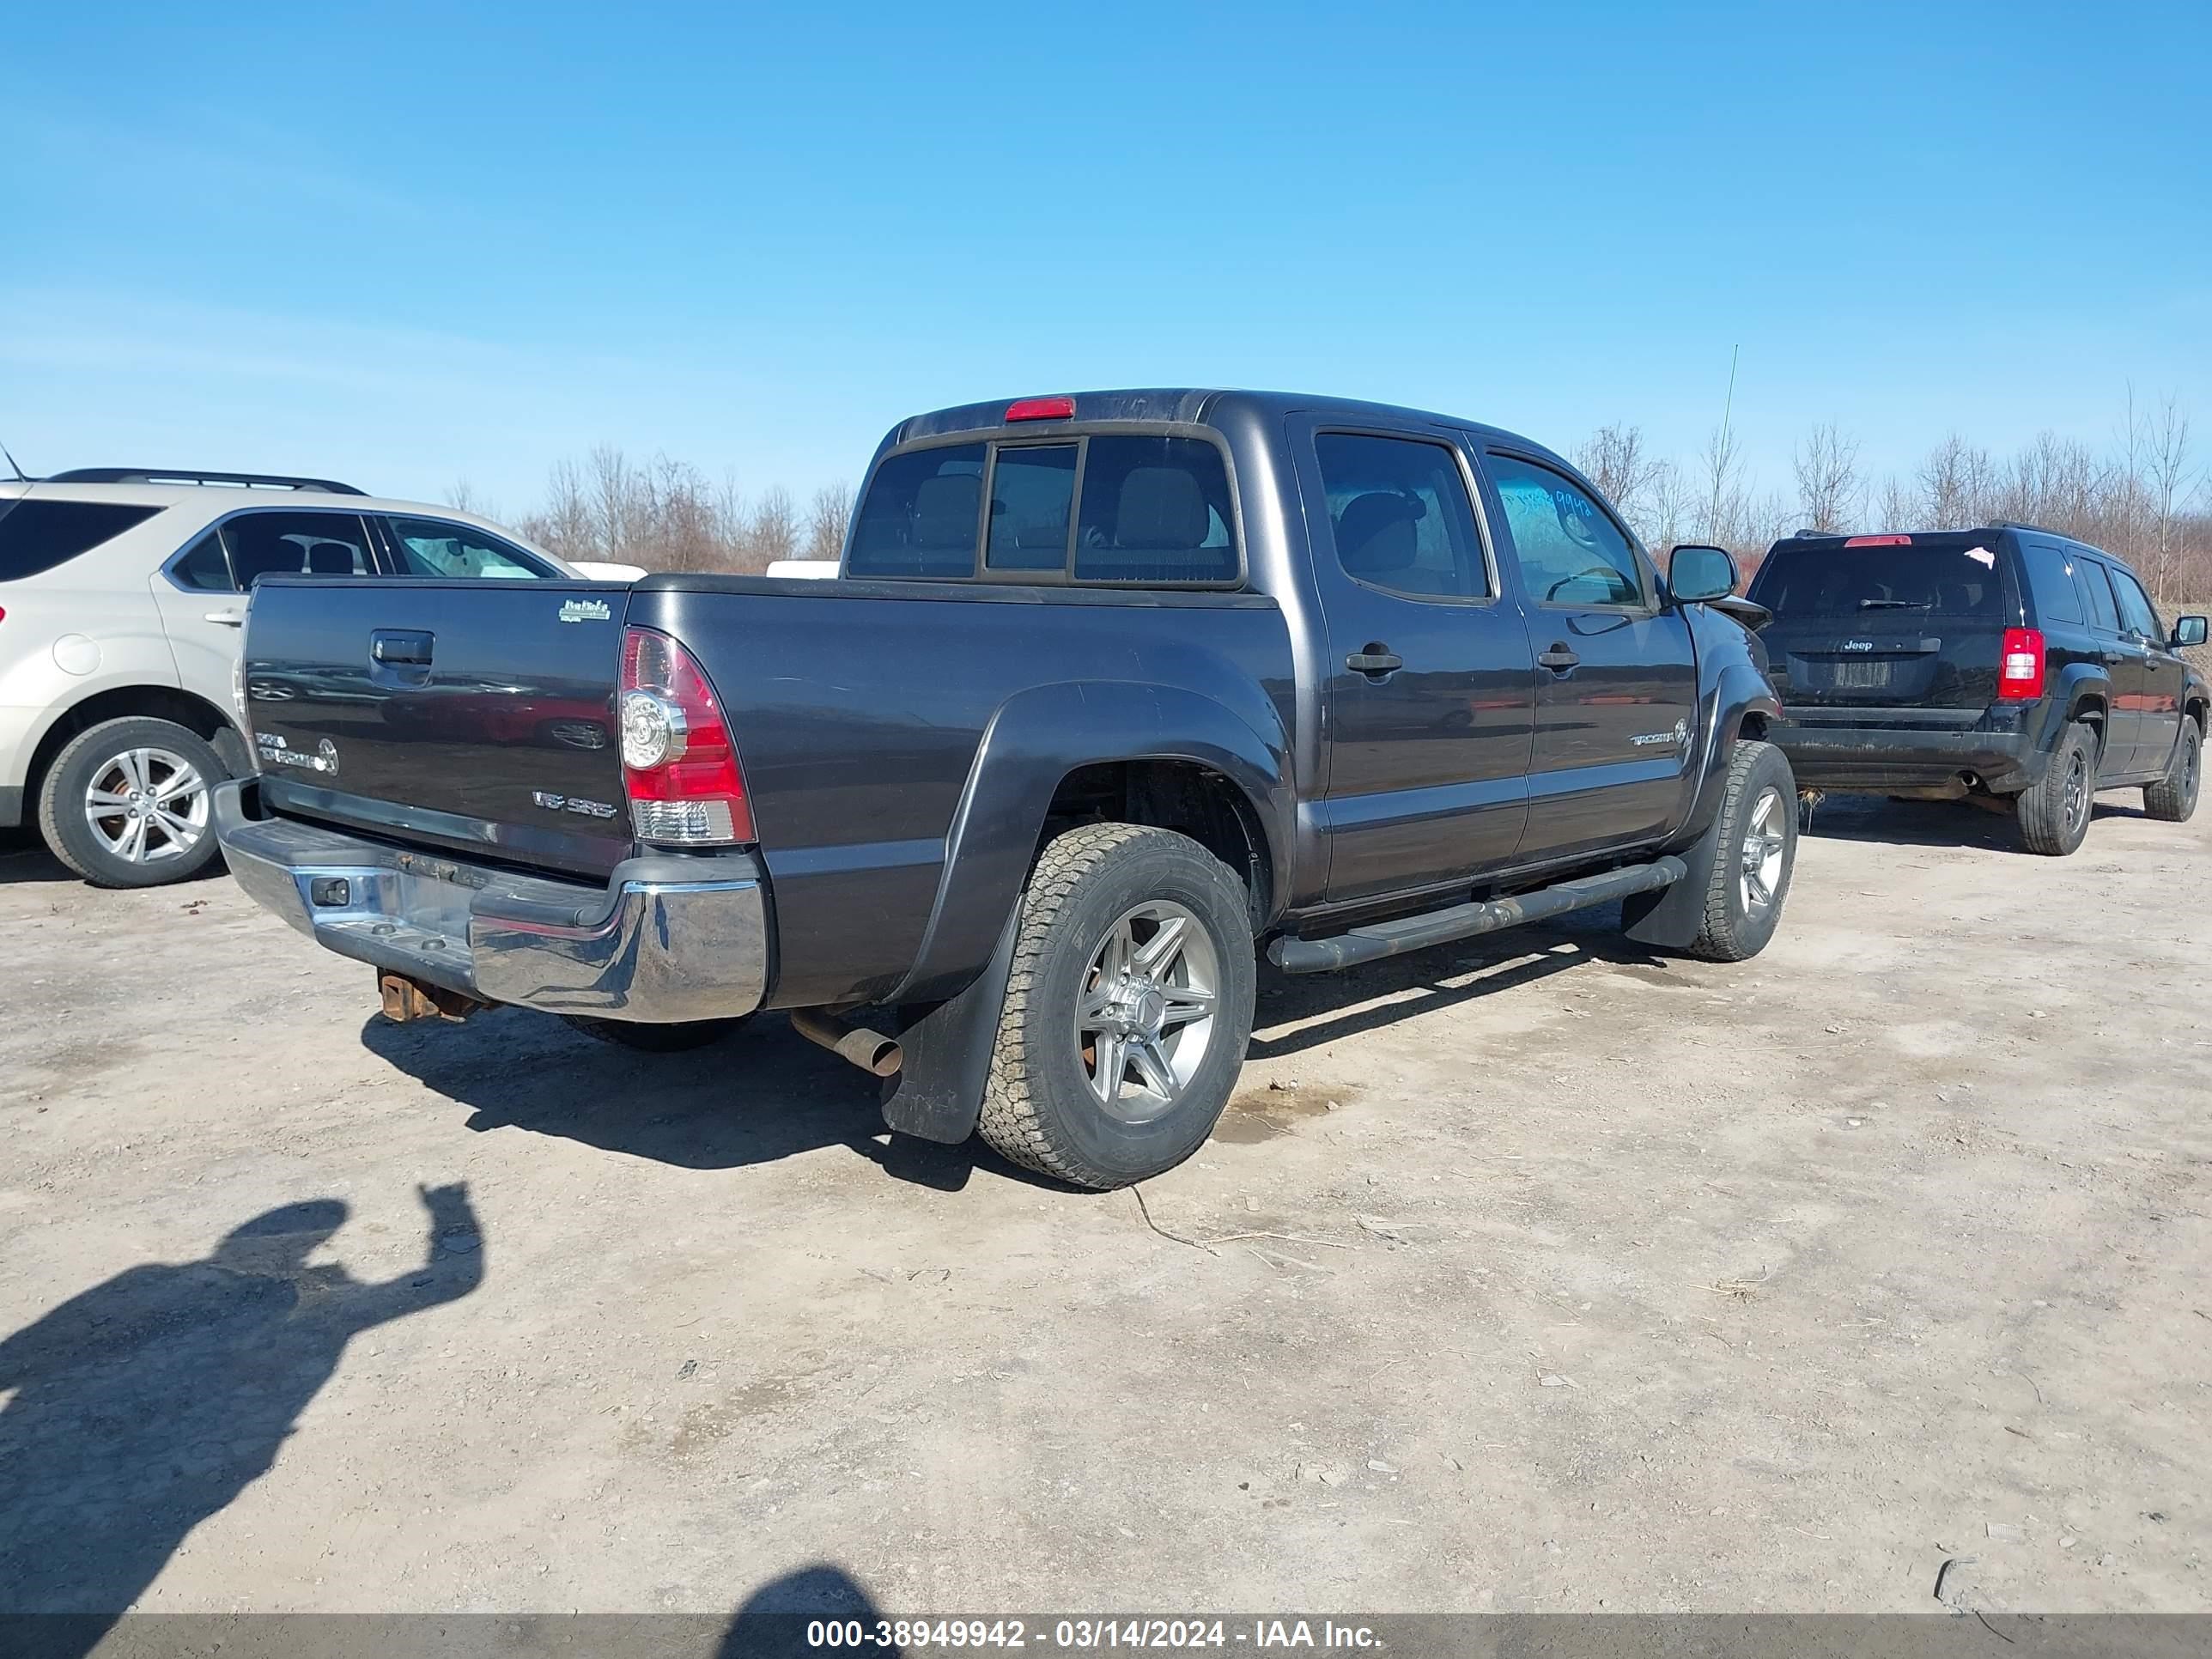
0 468 582 888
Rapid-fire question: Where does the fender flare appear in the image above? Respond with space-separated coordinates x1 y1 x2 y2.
889 680 1292 1007
2051 664 2112 748
1674 661 1780 846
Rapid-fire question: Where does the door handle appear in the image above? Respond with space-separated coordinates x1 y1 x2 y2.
204 609 246 628
1538 645 1581 673
1346 646 1402 678
371 630 434 665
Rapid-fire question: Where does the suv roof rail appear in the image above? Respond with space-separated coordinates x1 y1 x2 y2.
1984 520 2057 537
45 467 367 495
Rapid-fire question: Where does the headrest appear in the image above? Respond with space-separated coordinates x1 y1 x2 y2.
1115 467 1208 549
912 473 980 549
1336 492 1423 574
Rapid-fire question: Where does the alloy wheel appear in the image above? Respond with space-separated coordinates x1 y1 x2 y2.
1074 901 1220 1124
84 747 210 866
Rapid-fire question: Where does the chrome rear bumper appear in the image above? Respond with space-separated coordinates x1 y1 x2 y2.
213 781 770 1022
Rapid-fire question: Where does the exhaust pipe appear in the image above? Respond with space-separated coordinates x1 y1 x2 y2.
790 1008 902 1078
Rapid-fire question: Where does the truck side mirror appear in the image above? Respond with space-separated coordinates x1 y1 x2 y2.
1668 544 1738 605
2172 615 2208 649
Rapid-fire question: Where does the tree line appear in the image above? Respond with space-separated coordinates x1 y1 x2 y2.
1575 391 2209 601
477 392 2210 601
455 447 851 575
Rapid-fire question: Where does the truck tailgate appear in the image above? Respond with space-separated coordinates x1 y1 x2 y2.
242 578 634 878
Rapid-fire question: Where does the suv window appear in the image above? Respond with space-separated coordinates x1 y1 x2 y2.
170 530 236 592
1313 434 1489 600
1073 436 1237 584
2075 561 2121 632
2108 565 2162 640
2020 544 2083 625
221 511 375 585
0 499 162 580
849 444 988 579
1486 454 1643 607
386 516 549 579
1750 542 2005 619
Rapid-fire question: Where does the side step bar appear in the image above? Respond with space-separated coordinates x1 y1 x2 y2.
1267 857 1688 975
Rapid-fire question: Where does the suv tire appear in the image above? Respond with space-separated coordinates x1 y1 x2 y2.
2142 719 2202 823
2017 720 2097 855
975 823 1256 1190
561 1014 751 1051
1684 738 1798 962
38 716 228 888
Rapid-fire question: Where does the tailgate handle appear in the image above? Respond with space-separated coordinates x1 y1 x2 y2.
371 629 434 665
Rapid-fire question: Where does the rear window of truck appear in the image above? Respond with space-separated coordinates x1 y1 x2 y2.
1748 542 2008 620
848 434 1237 585
0 499 162 580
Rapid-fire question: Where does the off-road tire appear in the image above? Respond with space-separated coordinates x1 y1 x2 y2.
2017 720 2097 855
1685 738 1798 963
560 1014 750 1051
975 823 1256 1191
38 716 228 888
2143 717 2202 823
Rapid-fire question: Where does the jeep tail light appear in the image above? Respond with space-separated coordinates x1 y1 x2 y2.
619 626 755 844
1998 627 2046 701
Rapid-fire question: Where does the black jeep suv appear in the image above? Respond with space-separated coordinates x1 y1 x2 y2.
1748 526 2207 855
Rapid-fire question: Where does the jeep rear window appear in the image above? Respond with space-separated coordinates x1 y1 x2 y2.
0 499 162 580
848 434 1237 585
1748 544 2008 620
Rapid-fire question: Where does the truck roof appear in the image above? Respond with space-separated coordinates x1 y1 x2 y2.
890 388 1572 470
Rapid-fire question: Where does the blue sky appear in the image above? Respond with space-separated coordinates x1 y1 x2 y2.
2 1 2206 517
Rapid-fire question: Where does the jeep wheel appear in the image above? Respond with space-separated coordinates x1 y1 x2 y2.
38 717 228 889
561 1014 751 1051
2017 720 2096 855
975 823 1256 1191
2143 719 2202 823
1685 738 1797 963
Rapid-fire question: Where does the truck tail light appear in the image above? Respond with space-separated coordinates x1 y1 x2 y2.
1998 627 2046 701
1005 395 1075 422
619 626 755 845
1844 534 1912 548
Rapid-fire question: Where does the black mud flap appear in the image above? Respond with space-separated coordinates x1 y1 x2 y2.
878 911 1019 1145
1620 811 1722 950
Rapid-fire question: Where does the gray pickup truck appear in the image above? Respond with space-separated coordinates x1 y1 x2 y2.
216 390 1794 1189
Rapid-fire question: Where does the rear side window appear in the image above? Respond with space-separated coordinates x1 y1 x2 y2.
169 531 236 592
2076 562 2121 631
0 500 161 580
220 511 376 585
385 516 549 579
848 444 987 578
1750 543 2006 619
2020 544 2083 624
1073 436 1236 583
1313 434 1490 599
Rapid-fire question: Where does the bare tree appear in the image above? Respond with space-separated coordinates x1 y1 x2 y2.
1698 421 1746 549
805 484 853 563
742 486 799 572
1575 424 1664 529
1791 422 1863 533
1914 434 1992 527
2142 393 2194 602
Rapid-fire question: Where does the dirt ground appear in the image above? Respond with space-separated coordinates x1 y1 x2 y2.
2 790 2207 1625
